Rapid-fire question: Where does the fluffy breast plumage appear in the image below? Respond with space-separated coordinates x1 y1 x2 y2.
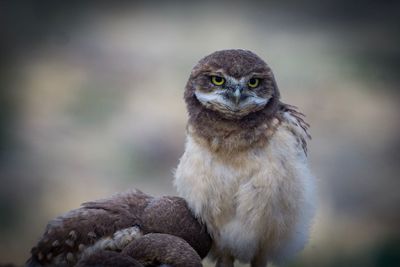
174 110 315 263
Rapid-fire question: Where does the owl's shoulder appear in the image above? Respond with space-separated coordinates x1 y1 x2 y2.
276 104 311 155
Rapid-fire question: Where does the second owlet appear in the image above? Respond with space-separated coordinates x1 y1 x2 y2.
174 49 316 267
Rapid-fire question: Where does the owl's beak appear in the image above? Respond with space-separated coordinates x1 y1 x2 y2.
233 88 241 106
224 86 246 107
226 87 242 106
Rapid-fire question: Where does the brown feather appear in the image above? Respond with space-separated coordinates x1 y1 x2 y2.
122 233 202 267
76 251 143 267
28 190 211 266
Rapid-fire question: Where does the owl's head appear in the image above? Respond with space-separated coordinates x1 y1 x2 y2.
184 49 280 120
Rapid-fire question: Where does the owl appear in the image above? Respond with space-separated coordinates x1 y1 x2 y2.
174 49 316 267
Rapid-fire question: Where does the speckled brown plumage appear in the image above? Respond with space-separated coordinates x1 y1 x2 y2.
76 251 143 267
141 196 211 258
75 233 203 267
27 190 211 266
123 233 202 267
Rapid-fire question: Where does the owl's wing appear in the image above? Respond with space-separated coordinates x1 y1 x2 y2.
27 190 151 266
122 233 202 267
280 103 311 155
75 233 203 267
141 196 212 258
27 190 212 266
75 250 144 267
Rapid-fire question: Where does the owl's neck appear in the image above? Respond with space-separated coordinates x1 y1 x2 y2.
187 102 284 154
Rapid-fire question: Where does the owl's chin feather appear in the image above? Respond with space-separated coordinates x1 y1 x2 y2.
194 91 269 119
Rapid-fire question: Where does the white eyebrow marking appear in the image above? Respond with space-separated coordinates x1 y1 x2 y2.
195 90 225 106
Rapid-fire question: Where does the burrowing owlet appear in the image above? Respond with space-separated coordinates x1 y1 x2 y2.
174 49 316 267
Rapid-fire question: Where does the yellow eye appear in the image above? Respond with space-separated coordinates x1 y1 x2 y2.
248 78 260 88
211 76 225 86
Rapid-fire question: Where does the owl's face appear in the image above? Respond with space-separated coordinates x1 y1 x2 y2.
192 71 270 119
185 50 279 120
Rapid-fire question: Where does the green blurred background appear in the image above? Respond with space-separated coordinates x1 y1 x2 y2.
0 1 399 266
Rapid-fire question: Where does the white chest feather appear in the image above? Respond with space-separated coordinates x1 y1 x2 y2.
174 121 315 263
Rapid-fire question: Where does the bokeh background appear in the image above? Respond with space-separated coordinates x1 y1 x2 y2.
1 1 399 266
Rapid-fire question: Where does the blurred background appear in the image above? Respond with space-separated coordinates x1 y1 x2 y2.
0 0 399 266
